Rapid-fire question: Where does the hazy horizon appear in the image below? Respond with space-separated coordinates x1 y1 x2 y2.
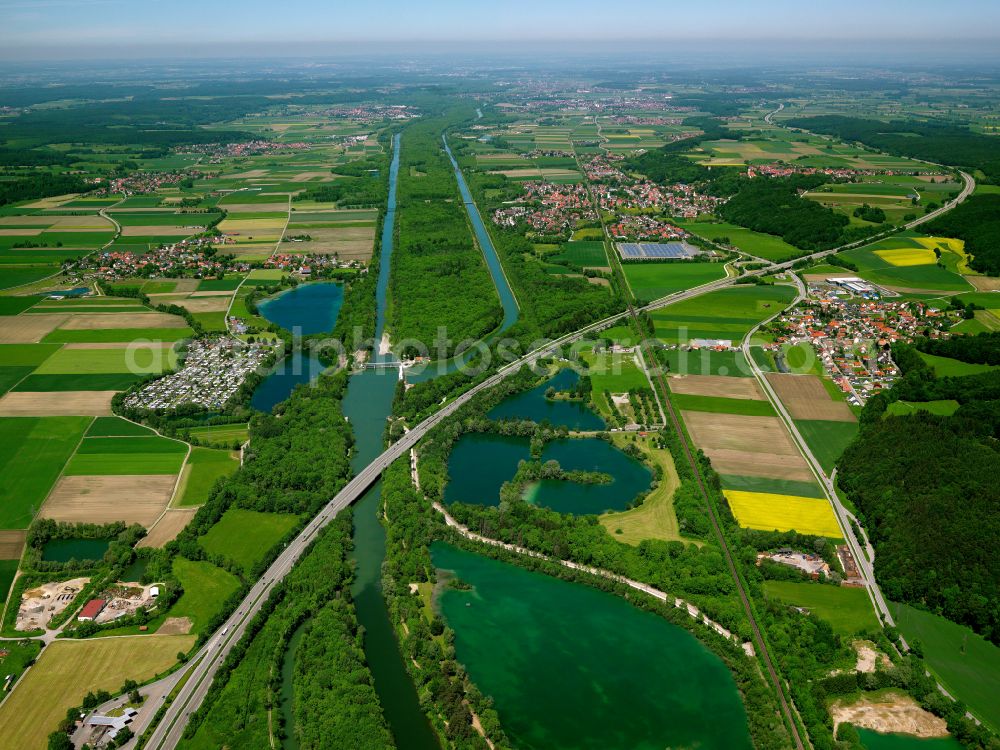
2 0 1000 62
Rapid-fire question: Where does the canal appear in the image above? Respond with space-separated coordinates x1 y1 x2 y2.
404 136 519 384
341 133 441 749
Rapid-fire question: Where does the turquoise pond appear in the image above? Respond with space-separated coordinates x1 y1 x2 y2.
256 281 344 335
433 542 752 750
445 434 651 514
487 368 605 431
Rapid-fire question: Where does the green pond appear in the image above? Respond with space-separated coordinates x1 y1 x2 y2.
120 557 148 582
432 542 752 750
858 728 962 750
41 537 110 562
488 368 604 430
445 434 650 515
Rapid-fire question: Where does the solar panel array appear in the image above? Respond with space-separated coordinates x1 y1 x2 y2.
617 242 700 259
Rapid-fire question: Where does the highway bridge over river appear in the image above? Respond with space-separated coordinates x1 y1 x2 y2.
139 155 975 750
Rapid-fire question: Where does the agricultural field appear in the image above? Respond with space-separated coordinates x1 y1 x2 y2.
198 508 299 572
0 635 194 750
668 374 765 400
723 489 841 537
763 581 880 636
660 349 753 377
794 420 859 473
175 447 240 506
889 602 1000 730
622 261 728 301
0 416 91 529
650 284 796 344
837 235 973 293
63 434 187 475
682 410 815 482
766 374 856 422
670 392 776 417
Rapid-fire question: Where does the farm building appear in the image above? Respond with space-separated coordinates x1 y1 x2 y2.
77 599 106 622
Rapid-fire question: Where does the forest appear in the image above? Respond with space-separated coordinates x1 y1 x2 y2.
389 111 503 359
785 115 1000 183
178 513 394 749
922 194 1000 275
840 336 1000 645
717 175 855 251
0 173 89 207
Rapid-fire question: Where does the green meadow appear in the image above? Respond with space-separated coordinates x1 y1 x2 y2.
168 558 241 633
651 284 796 344
678 220 804 261
917 352 999 378
176 448 240 506
623 262 727 301
763 580 880 636
198 509 299 572
890 602 1000 730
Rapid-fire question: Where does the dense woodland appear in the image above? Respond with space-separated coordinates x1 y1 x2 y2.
922 194 1000 275
390 111 503 358
841 336 1000 644
178 514 393 749
786 115 1000 183
0 173 89 207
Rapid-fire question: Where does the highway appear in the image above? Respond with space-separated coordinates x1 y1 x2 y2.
140 122 977 749
137 277 733 750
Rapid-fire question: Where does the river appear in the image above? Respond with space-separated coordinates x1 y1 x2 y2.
275 133 439 749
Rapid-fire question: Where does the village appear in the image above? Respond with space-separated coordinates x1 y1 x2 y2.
77 235 241 281
121 336 277 411
765 278 953 403
492 181 597 235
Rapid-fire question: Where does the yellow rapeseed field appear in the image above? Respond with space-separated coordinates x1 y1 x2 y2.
874 247 937 267
723 490 842 538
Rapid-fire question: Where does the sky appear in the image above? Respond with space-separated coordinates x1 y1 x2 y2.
2 0 999 60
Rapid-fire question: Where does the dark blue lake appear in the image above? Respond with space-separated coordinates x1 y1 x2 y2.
256 282 344 335
250 351 327 413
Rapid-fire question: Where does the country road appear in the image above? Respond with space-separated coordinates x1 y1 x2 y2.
136 117 978 748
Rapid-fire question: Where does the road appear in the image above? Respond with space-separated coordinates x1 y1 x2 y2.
738 272 897 628
142 121 978 749
136 276 734 750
